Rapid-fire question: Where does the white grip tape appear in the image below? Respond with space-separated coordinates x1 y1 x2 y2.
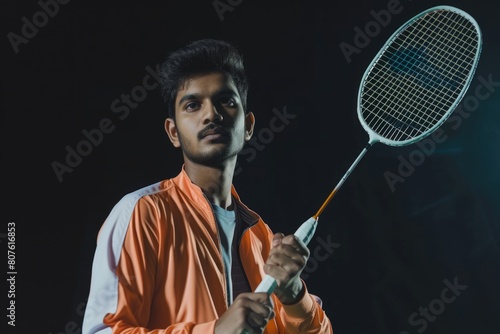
254 274 278 294
294 216 317 246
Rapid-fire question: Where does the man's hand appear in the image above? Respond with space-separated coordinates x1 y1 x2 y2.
264 233 310 305
215 292 275 334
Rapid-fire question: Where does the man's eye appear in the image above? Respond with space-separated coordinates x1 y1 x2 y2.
221 98 236 107
185 102 200 111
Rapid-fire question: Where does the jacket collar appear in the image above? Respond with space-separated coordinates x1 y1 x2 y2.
172 165 261 227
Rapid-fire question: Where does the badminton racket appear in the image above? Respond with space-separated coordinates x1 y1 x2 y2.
249 4 482 305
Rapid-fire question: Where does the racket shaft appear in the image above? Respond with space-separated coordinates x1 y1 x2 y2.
315 145 370 218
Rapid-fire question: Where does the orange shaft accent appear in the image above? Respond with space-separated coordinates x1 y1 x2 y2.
312 144 372 220
313 187 338 219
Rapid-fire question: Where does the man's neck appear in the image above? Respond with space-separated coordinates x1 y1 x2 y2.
184 161 235 210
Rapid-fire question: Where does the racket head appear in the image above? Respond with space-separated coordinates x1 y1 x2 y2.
357 5 482 147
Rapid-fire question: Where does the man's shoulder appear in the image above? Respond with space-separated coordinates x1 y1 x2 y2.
118 177 176 206
99 178 176 229
126 179 171 198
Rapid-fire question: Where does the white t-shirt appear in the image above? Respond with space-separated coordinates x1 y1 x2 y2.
212 204 237 305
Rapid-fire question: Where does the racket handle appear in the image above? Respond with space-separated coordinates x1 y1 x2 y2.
240 217 318 334
253 216 318 295
254 274 278 294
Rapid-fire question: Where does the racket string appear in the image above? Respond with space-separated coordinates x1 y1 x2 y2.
394 11 477 84
363 67 452 139
368 12 476 109
375 12 474 130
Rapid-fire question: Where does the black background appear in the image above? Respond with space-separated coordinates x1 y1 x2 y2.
2 0 500 333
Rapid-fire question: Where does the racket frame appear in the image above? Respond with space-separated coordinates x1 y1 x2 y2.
357 5 483 147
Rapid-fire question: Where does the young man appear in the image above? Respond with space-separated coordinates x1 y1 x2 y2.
82 38 333 334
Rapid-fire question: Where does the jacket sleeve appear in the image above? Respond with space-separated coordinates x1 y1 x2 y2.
82 194 217 334
274 283 333 334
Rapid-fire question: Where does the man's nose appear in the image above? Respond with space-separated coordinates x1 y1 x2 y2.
203 103 223 124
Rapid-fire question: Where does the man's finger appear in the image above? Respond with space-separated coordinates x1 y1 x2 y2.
272 233 285 248
239 292 274 318
281 234 307 248
247 312 265 328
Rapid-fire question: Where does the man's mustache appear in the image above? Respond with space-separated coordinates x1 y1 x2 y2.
197 124 230 140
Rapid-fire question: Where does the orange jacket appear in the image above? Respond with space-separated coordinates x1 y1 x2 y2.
82 167 333 334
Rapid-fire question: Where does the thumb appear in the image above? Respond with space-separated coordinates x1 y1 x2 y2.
272 233 285 248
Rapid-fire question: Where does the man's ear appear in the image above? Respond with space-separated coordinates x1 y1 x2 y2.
245 112 255 141
165 118 181 148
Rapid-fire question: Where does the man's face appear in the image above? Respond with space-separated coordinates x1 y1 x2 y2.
165 72 253 167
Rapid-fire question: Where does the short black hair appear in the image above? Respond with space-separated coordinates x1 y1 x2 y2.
158 39 249 119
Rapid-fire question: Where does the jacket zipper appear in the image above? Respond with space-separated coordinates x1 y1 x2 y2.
233 204 256 295
202 194 229 309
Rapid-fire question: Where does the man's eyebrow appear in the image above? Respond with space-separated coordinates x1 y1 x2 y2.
177 88 239 107
216 88 239 97
177 93 200 107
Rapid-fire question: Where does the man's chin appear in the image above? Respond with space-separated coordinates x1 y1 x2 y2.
186 149 237 168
